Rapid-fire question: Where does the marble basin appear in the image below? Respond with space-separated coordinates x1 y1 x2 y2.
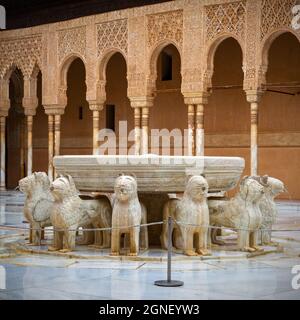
53 155 245 193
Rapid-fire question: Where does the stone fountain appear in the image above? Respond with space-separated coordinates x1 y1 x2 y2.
53 155 245 246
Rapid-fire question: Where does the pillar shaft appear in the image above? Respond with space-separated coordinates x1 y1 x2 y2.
27 115 33 176
48 115 54 181
93 110 100 155
141 107 149 155
20 118 25 178
54 115 61 157
0 117 6 190
195 104 204 156
250 102 258 176
134 108 141 155
187 104 195 156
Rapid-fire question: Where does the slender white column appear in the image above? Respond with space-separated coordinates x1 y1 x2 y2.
195 104 205 156
54 115 61 178
141 107 149 155
250 102 258 176
27 115 33 176
48 115 54 181
0 117 6 190
54 115 61 157
20 118 25 178
187 104 195 156
134 108 141 155
93 110 100 155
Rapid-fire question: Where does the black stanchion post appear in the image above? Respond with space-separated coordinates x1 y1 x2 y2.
154 216 184 287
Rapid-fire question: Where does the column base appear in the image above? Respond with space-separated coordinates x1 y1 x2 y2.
0 186 7 191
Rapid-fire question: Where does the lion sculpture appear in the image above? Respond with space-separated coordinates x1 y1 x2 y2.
250 175 285 245
209 176 265 252
49 175 112 252
111 175 144 256
161 175 210 256
19 172 53 245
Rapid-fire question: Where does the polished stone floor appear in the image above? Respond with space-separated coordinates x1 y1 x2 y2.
0 191 300 300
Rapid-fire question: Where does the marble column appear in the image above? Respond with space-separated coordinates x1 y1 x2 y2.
134 108 141 155
250 102 259 176
0 117 6 190
187 104 195 156
92 110 100 155
141 107 149 155
26 115 33 176
195 104 205 156
89 104 103 155
247 92 262 176
54 114 61 157
53 114 61 179
48 115 54 181
20 118 25 178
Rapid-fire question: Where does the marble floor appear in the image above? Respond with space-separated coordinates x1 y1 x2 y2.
0 191 300 300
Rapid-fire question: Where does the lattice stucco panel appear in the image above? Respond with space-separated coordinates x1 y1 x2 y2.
147 10 183 49
0 36 42 79
97 19 128 57
58 26 86 62
261 0 297 41
205 1 246 42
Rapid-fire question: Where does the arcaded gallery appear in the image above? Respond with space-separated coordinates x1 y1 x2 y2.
0 0 299 301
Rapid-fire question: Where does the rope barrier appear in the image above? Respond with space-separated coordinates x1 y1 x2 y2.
173 220 300 233
0 220 299 233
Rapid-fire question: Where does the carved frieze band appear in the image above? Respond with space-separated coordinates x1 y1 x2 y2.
0 35 42 79
147 10 183 49
97 19 128 57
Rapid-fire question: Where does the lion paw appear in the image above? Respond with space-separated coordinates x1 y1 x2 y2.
48 246 59 252
26 242 40 247
59 249 72 253
128 252 138 256
110 251 119 256
184 250 198 256
242 247 256 253
197 249 211 256
252 246 264 252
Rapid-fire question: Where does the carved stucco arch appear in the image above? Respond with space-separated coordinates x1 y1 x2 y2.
98 48 128 82
204 34 245 91
58 53 87 107
29 61 42 80
9 71 24 114
3 63 25 82
59 53 87 88
95 48 128 104
147 40 182 96
260 28 300 69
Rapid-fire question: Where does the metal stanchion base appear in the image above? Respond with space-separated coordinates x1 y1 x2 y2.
154 280 184 287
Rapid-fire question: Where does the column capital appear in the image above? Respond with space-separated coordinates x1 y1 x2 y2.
129 96 154 109
0 98 10 117
0 110 8 117
183 92 210 105
44 105 65 116
88 102 104 112
24 108 37 117
246 90 264 104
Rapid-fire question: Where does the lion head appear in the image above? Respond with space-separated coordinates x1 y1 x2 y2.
184 175 209 202
239 176 265 202
50 174 78 201
265 177 285 197
114 175 138 202
247 175 285 198
19 172 50 196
